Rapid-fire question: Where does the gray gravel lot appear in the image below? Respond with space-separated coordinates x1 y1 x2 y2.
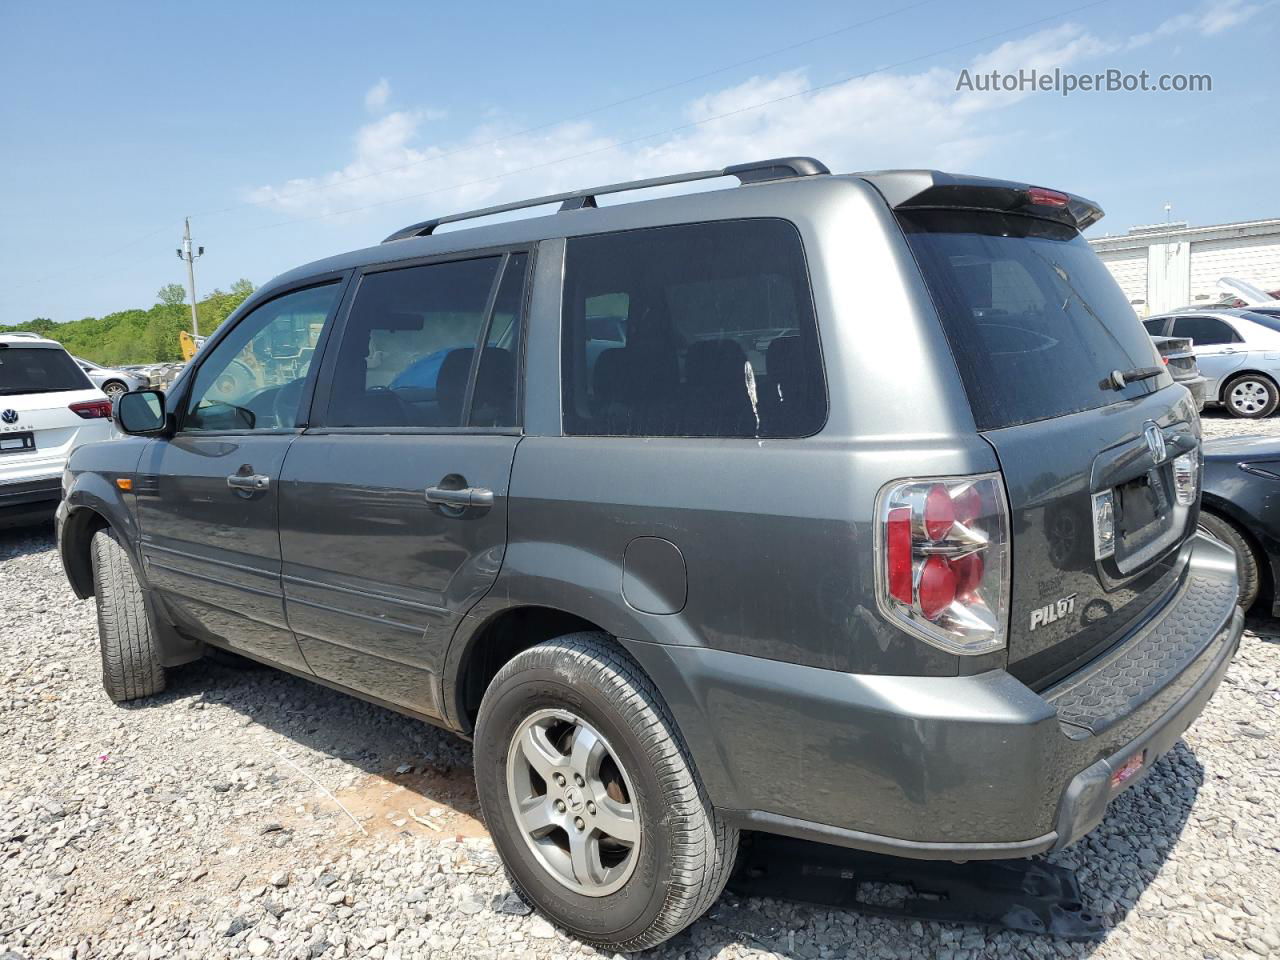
1 409 1277 960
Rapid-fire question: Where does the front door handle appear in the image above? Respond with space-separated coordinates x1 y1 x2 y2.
425 485 494 508
227 473 271 492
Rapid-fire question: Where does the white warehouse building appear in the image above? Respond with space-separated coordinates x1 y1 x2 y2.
1089 217 1280 317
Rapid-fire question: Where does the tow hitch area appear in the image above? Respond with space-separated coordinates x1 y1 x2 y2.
724 836 1104 941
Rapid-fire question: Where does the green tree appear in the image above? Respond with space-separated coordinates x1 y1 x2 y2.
157 284 186 307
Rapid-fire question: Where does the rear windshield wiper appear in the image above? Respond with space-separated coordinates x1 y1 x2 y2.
1102 366 1163 390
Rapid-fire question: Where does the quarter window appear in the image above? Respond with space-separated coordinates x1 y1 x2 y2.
561 220 825 438
1170 316 1241 346
325 254 525 429
184 283 339 432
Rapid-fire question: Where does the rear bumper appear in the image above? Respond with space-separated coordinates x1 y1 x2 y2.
1182 375 1209 410
624 533 1243 860
0 477 61 527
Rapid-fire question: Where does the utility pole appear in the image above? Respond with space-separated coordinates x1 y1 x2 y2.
176 218 204 338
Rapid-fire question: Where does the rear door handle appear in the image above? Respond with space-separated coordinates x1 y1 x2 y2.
425 485 494 508
227 473 271 492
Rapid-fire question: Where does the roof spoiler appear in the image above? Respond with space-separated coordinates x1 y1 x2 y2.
858 170 1104 232
382 157 830 242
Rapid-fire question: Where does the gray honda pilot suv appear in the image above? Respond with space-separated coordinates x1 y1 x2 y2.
58 158 1244 951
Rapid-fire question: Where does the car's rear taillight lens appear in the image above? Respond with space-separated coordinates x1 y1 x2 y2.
875 474 1010 655
1172 451 1198 505
69 399 113 420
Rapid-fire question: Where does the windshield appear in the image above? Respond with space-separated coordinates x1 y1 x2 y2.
1243 310 1280 334
899 210 1162 430
0 346 93 395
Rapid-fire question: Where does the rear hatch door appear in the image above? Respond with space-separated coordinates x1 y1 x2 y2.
898 204 1200 688
0 344 108 480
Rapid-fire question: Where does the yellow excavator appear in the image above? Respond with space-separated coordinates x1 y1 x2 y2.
178 330 204 362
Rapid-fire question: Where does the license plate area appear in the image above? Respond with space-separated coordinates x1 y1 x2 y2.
0 432 35 454
1117 474 1161 535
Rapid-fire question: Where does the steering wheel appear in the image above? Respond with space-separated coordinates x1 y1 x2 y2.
272 378 306 428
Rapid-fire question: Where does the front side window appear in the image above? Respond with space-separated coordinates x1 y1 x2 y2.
327 254 525 428
184 283 339 432
561 220 825 438
1171 316 1241 346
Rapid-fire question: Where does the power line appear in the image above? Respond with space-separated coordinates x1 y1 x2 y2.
3 0 938 296
243 0 1112 235
189 0 944 219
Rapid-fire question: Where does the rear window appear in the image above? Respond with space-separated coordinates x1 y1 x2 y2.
561 219 826 438
900 211 1161 430
0 345 93 395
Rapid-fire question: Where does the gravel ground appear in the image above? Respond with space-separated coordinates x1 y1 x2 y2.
1 409 1277 960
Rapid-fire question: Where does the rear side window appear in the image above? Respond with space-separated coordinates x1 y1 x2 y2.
1142 318 1166 336
1170 315 1241 345
561 220 825 438
0 346 93 394
326 254 525 429
900 210 1162 430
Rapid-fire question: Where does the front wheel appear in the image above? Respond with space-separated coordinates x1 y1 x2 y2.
1223 374 1279 419
474 633 737 952
91 527 166 702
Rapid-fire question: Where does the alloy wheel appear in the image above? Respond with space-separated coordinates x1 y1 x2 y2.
505 708 641 897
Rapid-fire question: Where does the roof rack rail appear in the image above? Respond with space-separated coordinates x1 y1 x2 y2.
381 156 829 242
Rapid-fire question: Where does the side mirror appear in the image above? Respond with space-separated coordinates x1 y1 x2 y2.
116 389 169 436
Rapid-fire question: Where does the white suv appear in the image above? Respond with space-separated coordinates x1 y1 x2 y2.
0 333 116 526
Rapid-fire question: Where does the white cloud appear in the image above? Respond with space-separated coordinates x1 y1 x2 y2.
364 78 391 113
1128 0 1266 47
245 12 1255 223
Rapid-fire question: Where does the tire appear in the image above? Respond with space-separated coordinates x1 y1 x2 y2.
102 380 128 401
474 633 737 952
90 527 166 702
1198 511 1261 610
1222 374 1279 419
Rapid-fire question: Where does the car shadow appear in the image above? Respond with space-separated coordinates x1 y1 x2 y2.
153 646 1204 960
0 518 56 559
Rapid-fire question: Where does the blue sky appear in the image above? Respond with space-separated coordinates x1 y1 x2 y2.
1 0 1276 324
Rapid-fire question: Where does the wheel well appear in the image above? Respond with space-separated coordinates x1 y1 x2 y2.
1219 369 1278 403
456 606 602 732
63 508 110 599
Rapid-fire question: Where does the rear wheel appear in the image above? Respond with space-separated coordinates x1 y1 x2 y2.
102 380 128 401
91 527 165 702
474 633 737 952
1198 511 1261 610
1222 374 1278 419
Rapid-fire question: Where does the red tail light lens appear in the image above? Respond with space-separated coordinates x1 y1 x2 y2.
69 399 113 420
886 506 913 604
1026 186 1070 207
875 474 1010 655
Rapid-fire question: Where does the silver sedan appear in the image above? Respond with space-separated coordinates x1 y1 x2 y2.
1142 309 1280 418
72 357 148 401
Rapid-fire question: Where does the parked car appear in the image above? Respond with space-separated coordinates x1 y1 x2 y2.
1199 435 1280 615
0 333 115 527
58 160 1243 951
72 356 146 400
1151 335 1208 410
1143 309 1280 418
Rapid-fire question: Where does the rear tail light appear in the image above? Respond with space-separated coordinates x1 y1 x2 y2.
1172 451 1198 505
1091 490 1116 559
69 399 113 420
875 474 1010 655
